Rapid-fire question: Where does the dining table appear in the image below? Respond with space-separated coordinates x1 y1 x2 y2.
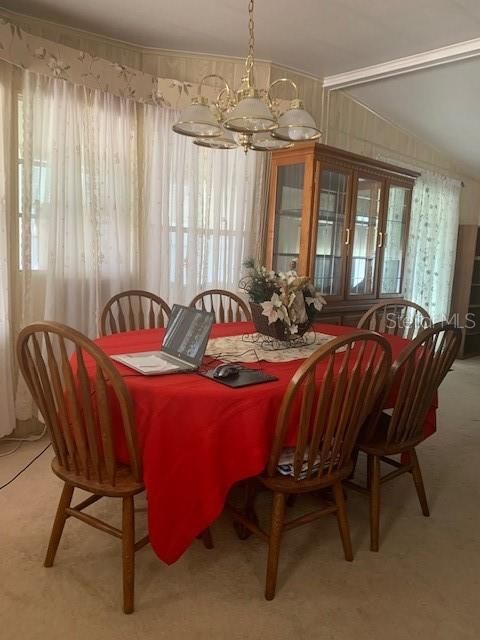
91 321 437 565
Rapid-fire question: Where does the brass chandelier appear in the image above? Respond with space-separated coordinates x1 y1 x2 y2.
172 0 321 151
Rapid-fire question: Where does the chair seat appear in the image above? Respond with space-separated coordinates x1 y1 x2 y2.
260 464 353 494
51 457 144 497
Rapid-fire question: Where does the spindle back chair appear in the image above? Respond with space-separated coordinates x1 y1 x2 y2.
101 290 171 336
17 321 146 613
230 331 392 600
357 300 431 340
352 323 461 551
189 289 251 323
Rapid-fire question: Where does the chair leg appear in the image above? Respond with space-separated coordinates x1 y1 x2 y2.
333 482 353 561
200 528 214 549
122 496 135 614
265 492 285 601
369 455 381 552
410 448 430 517
44 483 74 568
286 494 297 508
234 478 258 541
366 453 373 490
348 448 360 480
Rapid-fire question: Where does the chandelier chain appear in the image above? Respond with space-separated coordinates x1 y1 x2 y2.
248 0 255 62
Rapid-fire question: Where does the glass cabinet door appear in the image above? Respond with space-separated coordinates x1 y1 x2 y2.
348 176 382 297
313 168 349 296
272 163 305 273
380 185 410 295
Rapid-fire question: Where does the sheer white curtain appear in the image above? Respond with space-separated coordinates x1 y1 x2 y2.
141 106 266 305
0 61 16 437
20 71 139 335
403 171 461 322
11 71 267 427
16 72 140 419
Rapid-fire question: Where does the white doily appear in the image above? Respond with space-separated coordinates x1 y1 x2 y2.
206 332 338 363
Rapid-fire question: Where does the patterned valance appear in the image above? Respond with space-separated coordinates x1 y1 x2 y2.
0 18 223 107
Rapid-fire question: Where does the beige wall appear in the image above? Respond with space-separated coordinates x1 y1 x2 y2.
326 91 480 226
3 6 479 225
458 180 480 225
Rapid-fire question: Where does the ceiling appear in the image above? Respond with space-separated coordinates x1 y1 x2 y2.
4 0 480 77
348 57 480 177
3 0 480 178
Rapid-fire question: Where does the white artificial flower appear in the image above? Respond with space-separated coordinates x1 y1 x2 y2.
273 302 291 326
287 291 296 307
261 292 283 324
306 292 327 312
261 301 278 324
286 270 298 285
291 291 308 323
271 292 283 308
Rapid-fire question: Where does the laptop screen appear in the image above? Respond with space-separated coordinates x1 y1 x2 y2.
161 304 214 366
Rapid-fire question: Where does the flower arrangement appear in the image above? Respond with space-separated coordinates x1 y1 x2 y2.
240 259 326 340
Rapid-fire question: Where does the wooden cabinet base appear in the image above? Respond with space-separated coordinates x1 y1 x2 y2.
316 299 403 328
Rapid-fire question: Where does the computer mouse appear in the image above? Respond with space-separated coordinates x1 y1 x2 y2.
212 363 241 379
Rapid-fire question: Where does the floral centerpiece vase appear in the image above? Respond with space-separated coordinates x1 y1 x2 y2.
240 259 326 342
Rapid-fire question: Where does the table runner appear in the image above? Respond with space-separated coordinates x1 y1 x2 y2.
206 331 339 363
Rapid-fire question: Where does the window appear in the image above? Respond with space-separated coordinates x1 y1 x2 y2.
17 96 47 270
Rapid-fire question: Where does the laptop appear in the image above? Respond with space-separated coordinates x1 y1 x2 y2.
111 304 214 375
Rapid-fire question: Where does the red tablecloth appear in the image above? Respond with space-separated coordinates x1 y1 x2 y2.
92 322 436 564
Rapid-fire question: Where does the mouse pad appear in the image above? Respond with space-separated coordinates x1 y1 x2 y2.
199 367 279 388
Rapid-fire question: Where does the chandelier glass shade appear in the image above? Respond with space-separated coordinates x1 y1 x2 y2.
171 97 224 138
273 99 321 141
172 0 321 151
223 95 277 133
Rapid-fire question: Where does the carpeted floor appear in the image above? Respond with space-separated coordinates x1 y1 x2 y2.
0 357 479 640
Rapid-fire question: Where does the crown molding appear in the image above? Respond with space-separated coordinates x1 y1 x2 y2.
323 37 480 89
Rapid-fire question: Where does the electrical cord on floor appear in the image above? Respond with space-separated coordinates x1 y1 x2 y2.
0 442 51 491
0 441 23 457
3 424 47 442
0 425 48 458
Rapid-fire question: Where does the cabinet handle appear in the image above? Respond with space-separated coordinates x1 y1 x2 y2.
377 231 384 248
345 228 351 246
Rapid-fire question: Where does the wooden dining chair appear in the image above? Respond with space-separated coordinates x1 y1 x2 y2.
349 323 461 552
100 289 171 336
229 331 392 600
357 300 431 340
16 321 148 613
189 289 252 323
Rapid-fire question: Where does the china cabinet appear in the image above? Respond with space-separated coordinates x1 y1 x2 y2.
265 142 419 325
